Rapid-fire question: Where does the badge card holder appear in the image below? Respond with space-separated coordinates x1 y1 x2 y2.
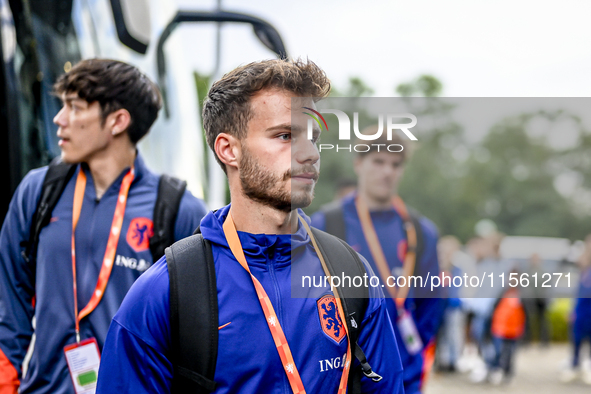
396 310 424 355
63 168 133 393
64 338 101 394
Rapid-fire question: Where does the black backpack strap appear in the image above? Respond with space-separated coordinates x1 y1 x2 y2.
320 201 346 241
166 232 218 393
310 228 382 393
22 158 76 265
150 174 187 262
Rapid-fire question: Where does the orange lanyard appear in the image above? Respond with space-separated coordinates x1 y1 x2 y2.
355 196 417 307
297 214 351 394
71 168 134 343
222 212 350 394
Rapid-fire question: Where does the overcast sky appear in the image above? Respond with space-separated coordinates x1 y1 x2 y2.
175 0 591 97
169 0 590 207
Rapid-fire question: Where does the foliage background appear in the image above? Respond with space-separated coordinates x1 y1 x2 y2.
305 76 591 242
194 72 591 242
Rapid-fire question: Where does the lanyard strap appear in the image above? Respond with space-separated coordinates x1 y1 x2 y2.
222 212 305 394
222 212 351 394
297 214 351 394
71 168 134 343
355 196 417 307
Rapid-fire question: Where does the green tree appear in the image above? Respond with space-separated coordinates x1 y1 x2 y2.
395 77 472 239
309 75 591 242
330 76 375 97
396 75 442 97
459 112 591 240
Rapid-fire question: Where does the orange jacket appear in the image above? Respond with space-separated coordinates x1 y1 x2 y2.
0 348 18 394
491 289 526 339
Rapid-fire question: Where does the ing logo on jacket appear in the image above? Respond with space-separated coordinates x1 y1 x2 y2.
126 217 154 252
317 295 346 344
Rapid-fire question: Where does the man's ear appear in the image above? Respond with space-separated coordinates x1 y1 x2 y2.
215 133 241 171
108 109 131 137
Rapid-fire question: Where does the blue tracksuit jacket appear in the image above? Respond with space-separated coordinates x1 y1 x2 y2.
574 267 591 338
95 205 404 393
0 154 207 393
311 193 444 394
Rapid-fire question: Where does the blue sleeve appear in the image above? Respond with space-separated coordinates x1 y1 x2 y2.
410 217 444 345
0 168 46 378
173 190 208 242
96 257 173 393
310 211 326 231
356 255 405 393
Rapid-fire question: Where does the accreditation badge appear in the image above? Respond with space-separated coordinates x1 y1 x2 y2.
64 338 101 394
396 309 424 355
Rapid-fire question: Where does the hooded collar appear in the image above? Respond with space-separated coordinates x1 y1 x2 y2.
200 204 312 268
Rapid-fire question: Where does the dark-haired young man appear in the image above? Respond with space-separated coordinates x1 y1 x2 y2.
96 59 404 393
0 59 207 394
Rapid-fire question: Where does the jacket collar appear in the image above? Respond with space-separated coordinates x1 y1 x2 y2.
200 204 312 267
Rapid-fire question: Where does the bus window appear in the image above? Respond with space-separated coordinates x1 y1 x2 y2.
29 0 82 159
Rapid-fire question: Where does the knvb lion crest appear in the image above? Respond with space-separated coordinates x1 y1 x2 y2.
126 217 154 252
317 295 346 344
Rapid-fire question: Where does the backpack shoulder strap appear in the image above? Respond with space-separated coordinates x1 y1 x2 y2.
150 174 187 262
310 227 369 316
310 228 382 392
166 232 218 393
23 158 76 264
406 207 425 276
320 201 347 241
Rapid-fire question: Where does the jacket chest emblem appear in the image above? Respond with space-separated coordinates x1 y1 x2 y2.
317 295 346 344
126 217 154 252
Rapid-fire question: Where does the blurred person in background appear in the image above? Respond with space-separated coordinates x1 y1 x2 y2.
522 253 550 346
435 236 466 373
312 130 444 394
464 233 512 383
457 236 489 375
488 274 526 385
561 234 591 385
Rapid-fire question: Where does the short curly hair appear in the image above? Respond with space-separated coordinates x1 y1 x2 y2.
203 58 331 172
53 59 162 144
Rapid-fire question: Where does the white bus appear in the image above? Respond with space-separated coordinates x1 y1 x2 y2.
0 0 287 221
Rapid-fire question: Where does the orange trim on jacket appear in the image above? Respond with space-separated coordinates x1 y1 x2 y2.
0 347 19 394
420 339 436 390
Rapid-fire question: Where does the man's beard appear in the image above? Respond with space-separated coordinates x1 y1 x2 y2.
239 145 317 212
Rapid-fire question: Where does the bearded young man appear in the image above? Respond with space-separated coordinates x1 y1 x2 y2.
96 59 404 394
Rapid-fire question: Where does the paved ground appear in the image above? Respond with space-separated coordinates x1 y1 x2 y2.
425 344 590 394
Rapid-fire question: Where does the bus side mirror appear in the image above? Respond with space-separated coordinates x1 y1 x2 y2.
253 24 287 59
156 10 288 118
